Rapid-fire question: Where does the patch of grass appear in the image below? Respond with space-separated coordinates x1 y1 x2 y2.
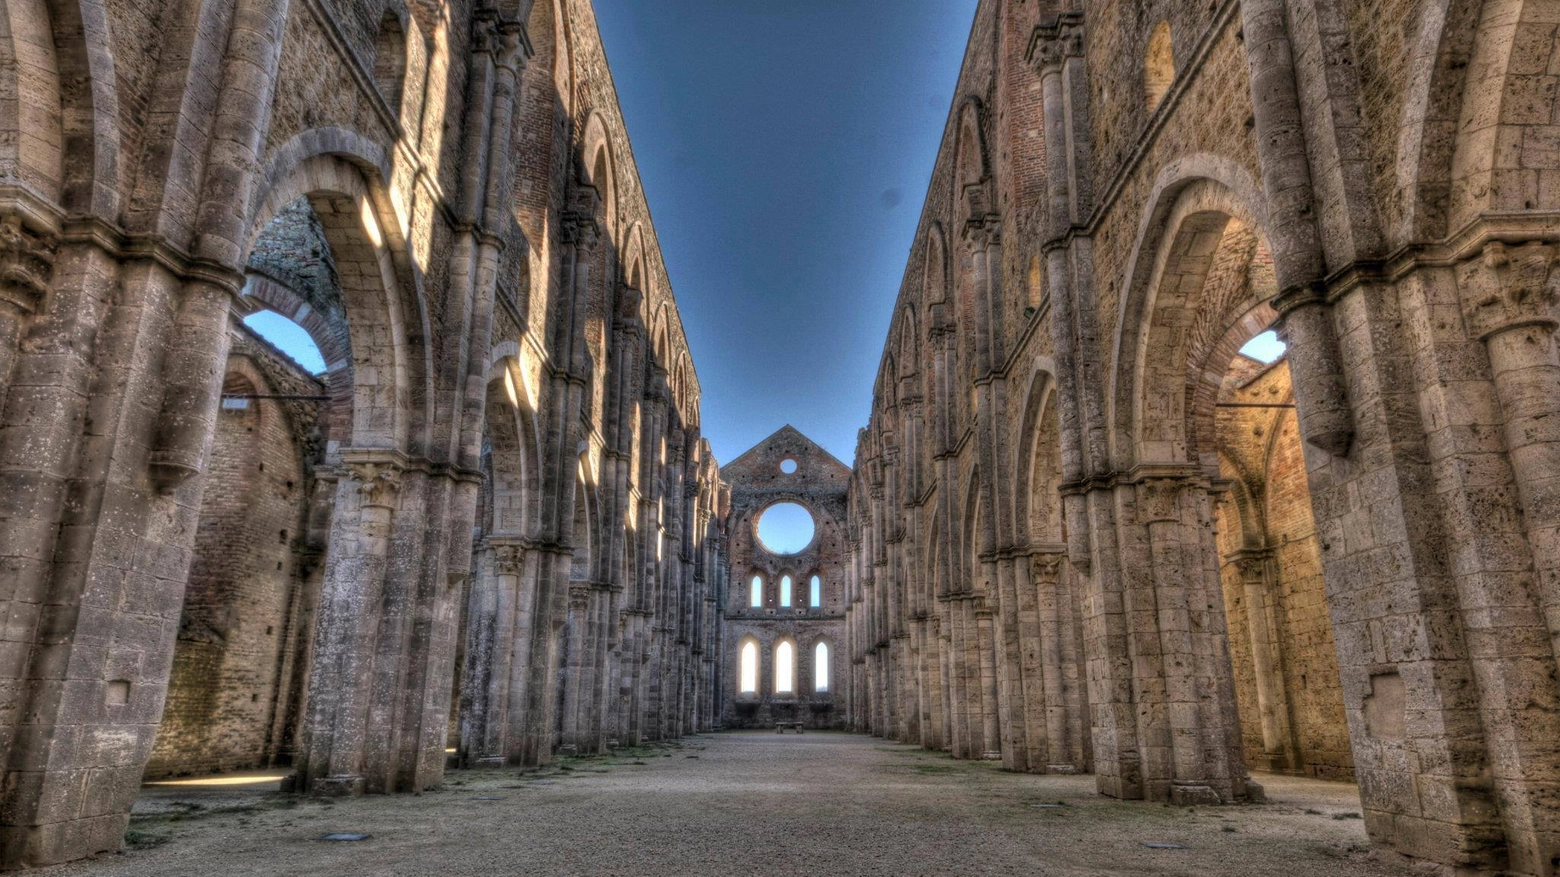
1304 808 1324 815
1332 812 1361 820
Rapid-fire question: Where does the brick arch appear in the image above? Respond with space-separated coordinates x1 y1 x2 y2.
1107 163 1275 470
579 111 617 235
241 271 354 451
244 147 431 455
1015 367 1064 546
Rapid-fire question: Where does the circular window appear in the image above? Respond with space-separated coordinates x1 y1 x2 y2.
756 502 815 555
779 458 798 474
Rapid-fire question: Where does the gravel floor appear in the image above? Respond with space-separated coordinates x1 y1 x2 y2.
43 731 1414 877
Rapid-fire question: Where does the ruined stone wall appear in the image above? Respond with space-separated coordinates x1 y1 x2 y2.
721 428 849 731
1214 358 1351 780
0 0 723 866
146 330 323 779
847 0 1560 873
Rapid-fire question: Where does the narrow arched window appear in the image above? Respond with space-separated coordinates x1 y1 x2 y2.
750 575 763 608
775 640 794 693
809 575 821 608
814 642 829 692
739 641 758 693
780 575 793 607
1144 22 1174 112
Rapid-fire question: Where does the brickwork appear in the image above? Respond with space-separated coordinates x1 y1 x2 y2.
146 329 323 779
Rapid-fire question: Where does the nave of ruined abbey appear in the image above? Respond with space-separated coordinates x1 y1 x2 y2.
1 0 1560 875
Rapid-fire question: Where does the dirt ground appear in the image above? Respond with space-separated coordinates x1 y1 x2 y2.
41 731 1414 877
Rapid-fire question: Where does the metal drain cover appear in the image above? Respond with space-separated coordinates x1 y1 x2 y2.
1142 842 1188 850
319 833 371 842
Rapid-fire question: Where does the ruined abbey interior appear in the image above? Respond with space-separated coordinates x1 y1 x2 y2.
0 0 1559 874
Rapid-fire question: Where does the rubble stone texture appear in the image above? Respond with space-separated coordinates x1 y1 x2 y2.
0 0 722 866
0 0 1559 875
845 0 1560 875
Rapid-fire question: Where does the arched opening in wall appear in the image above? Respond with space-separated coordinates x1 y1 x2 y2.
243 311 326 375
570 472 592 582
814 642 830 693
809 574 821 608
150 182 397 781
1016 375 1090 773
774 639 796 695
373 11 407 116
755 502 815 555
750 574 764 608
147 362 315 780
456 360 539 763
1144 22 1174 112
1213 324 1348 780
1117 190 1353 797
780 574 793 607
739 639 759 694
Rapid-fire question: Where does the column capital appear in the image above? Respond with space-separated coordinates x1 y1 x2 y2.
1455 240 1558 340
1026 13 1085 75
342 450 406 509
1029 551 1067 582
0 212 58 316
489 538 527 576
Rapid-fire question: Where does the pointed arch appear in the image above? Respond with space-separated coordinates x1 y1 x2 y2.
245 146 432 454
580 111 617 234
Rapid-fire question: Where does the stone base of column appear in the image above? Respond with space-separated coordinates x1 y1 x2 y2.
1169 782 1225 806
309 775 366 797
1047 763 1083 774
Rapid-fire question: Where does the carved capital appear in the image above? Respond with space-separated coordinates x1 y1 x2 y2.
561 210 601 248
0 213 59 316
1027 14 1085 74
347 460 403 509
1231 550 1271 582
1456 240 1559 340
1136 477 1185 524
491 542 526 577
1030 552 1066 583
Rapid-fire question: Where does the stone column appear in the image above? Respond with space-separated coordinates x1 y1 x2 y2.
1029 551 1068 771
297 454 404 796
1450 239 1560 873
1228 548 1297 771
461 540 525 766
1134 473 1246 805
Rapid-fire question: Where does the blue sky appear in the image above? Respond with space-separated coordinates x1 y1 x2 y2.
245 3 983 466
593 0 980 465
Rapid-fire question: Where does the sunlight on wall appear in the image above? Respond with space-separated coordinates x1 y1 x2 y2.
815 642 829 692
740 640 758 693
775 640 794 693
